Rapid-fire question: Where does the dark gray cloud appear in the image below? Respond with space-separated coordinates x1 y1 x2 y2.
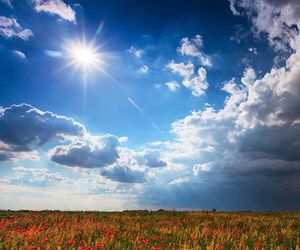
139 157 300 211
238 125 300 161
100 165 146 183
50 135 120 168
0 103 85 161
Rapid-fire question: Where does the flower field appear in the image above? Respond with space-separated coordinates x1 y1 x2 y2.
0 210 299 250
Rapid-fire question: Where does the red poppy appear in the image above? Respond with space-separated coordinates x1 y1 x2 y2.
95 242 104 248
68 239 76 246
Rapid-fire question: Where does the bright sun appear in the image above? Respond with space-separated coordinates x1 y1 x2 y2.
67 41 102 72
73 46 96 65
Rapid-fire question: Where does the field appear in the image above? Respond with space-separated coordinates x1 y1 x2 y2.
0 210 299 250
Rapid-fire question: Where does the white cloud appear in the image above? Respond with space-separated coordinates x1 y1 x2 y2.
13 50 26 59
165 81 180 92
229 0 300 51
129 46 144 58
167 35 211 97
138 65 149 74
193 162 212 176
241 67 256 87
0 184 139 210
34 0 76 22
228 0 240 15
182 67 208 97
248 47 258 54
177 35 212 67
1 166 74 185
168 177 189 186
0 16 33 40
167 60 194 78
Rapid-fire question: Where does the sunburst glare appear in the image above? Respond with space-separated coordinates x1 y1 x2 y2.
66 40 103 74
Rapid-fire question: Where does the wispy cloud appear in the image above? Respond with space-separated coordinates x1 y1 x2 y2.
13 50 26 59
128 46 144 58
137 65 149 74
0 16 33 40
165 81 180 92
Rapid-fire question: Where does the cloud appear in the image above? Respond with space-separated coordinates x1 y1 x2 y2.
100 165 146 183
182 67 208 97
34 0 76 22
238 125 300 161
228 0 300 51
165 81 180 92
50 135 120 168
0 16 33 40
177 35 212 67
13 50 26 59
230 24 250 44
0 103 85 161
167 36 211 97
248 47 258 55
228 0 239 15
137 150 167 168
149 0 300 208
137 65 149 74
167 60 194 78
129 46 144 58
168 177 189 186
1 166 74 186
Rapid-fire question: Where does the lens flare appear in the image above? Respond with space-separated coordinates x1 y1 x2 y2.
66 41 102 72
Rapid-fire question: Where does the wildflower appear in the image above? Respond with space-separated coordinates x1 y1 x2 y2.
95 242 104 248
68 239 76 246
42 237 49 243
26 247 36 250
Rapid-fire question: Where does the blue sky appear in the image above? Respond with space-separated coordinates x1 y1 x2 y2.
0 0 300 211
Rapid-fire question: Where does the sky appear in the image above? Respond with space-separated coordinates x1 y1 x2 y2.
0 0 299 211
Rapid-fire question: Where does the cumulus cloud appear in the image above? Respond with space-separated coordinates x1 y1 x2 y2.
167 36 211 97
167 60 195 78
165 81 180 92
50 135 120 168
34 0 76 22
228 0 300 51
0 103 85 161
182 67 208 97
0 16 33 40
144 0 300 210
177 35 212 67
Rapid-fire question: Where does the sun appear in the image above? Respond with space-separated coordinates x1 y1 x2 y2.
67 41 102 72
73 46 96 65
